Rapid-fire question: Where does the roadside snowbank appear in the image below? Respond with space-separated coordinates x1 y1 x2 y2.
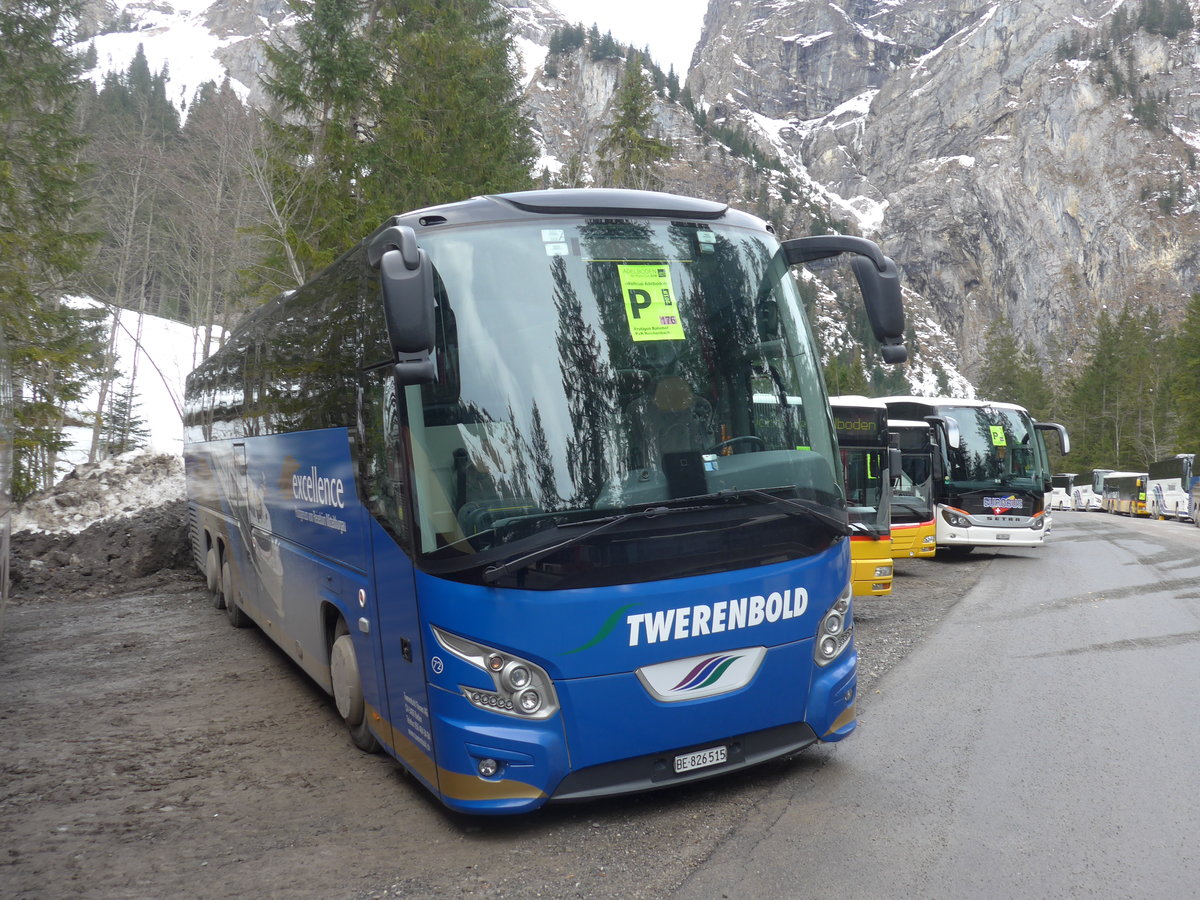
13 451 185 534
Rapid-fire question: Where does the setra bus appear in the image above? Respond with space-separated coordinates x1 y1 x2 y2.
1146 454 1195 521
1049 474 1075 511
829 396 897 595
183 188 907 814
1074 468 1105 511
1100 471 1149 516
887 418 937 558
880 397 1068 552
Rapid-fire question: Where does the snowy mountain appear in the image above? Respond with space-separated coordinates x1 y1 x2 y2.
73 0 1200 390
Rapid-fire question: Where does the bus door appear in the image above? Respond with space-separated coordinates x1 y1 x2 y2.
367 524 439 793
361 372 440 794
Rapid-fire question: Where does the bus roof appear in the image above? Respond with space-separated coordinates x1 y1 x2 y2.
375 188 770 236
878 395 1031 413
829 395 888 410
887 418 930 431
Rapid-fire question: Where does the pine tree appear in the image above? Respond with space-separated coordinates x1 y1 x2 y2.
823 352 871 396
1063 303 1170 470
256 0 535 295
257 0 375 285
99 379 149 456
1173 294 1200 453
975 316 1052 417
0 0 106 499
596 53 673 190
366 0 536 214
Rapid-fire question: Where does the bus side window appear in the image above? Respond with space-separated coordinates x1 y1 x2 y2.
418 271 462 426
362 370 410 546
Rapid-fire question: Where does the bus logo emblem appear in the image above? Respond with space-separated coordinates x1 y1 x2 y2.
670 655 742 692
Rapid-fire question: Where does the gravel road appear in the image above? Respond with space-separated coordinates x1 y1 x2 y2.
1 507 987 899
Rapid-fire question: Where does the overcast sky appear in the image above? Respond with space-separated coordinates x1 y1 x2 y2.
550 0 708 77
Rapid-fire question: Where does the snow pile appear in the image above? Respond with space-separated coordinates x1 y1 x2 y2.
13 451 185 535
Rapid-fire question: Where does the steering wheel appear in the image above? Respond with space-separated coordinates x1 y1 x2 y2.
708 435 767 454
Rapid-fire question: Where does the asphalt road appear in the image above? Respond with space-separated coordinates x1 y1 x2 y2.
676 510 1200 899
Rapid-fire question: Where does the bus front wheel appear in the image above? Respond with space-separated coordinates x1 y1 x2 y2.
331 620 381 754
940 545 974 556
221 561 251 628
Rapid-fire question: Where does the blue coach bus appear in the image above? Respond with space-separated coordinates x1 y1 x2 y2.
183 189 906 814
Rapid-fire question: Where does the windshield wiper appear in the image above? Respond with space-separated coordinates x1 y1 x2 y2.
663 485 851 535
482 506 678 584
480 488 849 584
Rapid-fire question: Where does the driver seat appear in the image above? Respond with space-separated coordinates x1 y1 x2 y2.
626 376 714 466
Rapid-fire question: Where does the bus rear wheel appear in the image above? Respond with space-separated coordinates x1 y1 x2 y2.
331 620 381 754
206 547 224 609
221 561 251 628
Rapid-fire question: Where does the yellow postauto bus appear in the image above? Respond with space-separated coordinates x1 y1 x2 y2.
830 397 896 595
888 418 936 558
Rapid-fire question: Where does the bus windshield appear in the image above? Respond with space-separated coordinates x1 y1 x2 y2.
841 445 888 533
401 217 841 580
942 405 1047 490
891 431 933 525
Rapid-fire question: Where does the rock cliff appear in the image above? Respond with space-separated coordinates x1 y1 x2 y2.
686 0 1200 380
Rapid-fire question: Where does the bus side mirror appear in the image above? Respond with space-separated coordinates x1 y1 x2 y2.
926 414 960 450
781 234 907 364
369 225 436 385
849 255 906 364
1035 421 1071 456
888 446 903 480
930 448 945 483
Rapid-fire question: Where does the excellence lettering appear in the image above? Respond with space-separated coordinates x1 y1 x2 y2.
292 465 346 509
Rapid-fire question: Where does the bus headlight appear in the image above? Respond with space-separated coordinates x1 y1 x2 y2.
814 584 854 667
942 508 972 528
432 626 560 720
873 565 893 579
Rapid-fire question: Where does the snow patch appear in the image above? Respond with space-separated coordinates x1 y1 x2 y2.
777 31 833 49
60 301 213 477
76 8 251 113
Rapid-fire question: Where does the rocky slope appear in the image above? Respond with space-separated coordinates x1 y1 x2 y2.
687 0 1200 378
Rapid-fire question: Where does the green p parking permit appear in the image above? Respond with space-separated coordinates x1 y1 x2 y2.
618 264 685 342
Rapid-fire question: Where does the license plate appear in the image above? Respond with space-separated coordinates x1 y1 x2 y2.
674 745 727 774
996 533 1010 540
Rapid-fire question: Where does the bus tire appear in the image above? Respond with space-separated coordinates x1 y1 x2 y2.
206 546 224 609
221 561 251 628
331 620 381 754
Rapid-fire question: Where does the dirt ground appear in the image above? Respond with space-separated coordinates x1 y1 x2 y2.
1 500 980 899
